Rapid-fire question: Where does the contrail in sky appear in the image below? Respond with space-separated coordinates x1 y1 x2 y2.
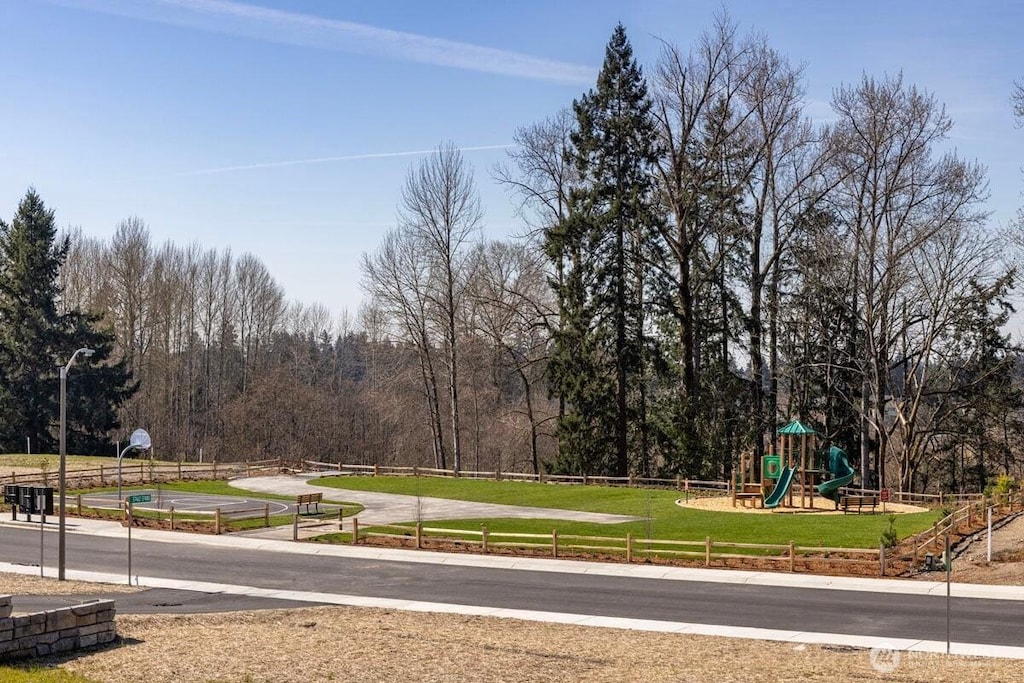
49 0 596 85
186 144 513 176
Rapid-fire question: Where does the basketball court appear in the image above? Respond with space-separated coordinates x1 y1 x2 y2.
80 489 303 519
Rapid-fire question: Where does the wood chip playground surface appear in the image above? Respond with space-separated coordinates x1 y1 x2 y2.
678 494 927 514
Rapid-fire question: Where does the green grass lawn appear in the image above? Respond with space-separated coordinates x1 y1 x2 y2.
0 666 96 683
313 475 940 548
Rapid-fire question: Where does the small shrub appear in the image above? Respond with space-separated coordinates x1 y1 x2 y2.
879 515 899 549
983 474 1018 499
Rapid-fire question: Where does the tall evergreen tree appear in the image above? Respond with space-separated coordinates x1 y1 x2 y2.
547 24 661 475
0 189 135 454
0 189 69 452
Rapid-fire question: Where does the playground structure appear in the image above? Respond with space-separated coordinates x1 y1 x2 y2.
732 419 857 511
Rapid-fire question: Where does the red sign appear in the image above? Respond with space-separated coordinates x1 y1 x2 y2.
880 489 890 503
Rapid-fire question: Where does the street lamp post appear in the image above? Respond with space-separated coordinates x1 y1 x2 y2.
58 347 94 581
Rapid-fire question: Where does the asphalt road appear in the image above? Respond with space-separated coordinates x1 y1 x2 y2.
2 525 1022 648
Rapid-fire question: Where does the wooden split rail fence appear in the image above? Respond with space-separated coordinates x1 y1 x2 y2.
1 458 284 489
901 490 1024 564
340 519 888 575
305 460 991 507
305 460 730 495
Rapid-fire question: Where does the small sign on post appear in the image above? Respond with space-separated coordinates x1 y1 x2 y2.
880 488 890 512
126 493 151 504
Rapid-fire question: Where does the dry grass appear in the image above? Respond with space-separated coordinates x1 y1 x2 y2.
1 574 140 596
50 606 1024 683
5 572 1022 682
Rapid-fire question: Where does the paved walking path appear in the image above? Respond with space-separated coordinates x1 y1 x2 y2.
229 474 643 527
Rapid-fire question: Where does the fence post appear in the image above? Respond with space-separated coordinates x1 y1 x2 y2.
416 522 422 549
170 506 175 531
412 466 418 477
705 536 712 567
626 533 633 563
215 507 221 535
213 461 218 478
246 462 251 477
351 517 359 544
177 462 182 479
880 543 886 577
338 507 344 531
552 529 558 559
292 513 299 541
264 503 270 528
76 494 82 516
481 525 489 554
789 541 795 573
373 464 379 477
99 465 105 486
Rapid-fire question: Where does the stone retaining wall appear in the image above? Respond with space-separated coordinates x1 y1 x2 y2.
0 594 116 661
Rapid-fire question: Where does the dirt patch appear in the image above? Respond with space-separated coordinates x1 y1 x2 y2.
1 574 141 596
39 606 1021 683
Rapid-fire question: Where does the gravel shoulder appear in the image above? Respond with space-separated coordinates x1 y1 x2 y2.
937 512 1024 585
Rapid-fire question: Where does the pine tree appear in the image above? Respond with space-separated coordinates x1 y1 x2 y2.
0 189 69 452
0 189 135 454
547 25 661 475
64 309 137 455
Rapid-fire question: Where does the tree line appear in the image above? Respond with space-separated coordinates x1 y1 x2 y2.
2 17 1023 494
363 18 1024 493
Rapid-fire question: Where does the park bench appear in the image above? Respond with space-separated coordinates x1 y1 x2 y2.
733 483 763 508
840 494 878 514
296 492 323 514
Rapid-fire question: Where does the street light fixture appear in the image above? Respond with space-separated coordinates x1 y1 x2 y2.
58 347 94 581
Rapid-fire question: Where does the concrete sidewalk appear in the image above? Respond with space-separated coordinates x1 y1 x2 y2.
229 474 643 526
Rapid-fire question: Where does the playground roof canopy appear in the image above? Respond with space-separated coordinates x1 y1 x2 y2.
777 419 816 435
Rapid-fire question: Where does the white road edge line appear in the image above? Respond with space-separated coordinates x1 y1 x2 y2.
3 562 1021 661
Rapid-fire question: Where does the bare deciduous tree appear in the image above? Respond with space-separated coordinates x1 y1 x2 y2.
827 73 990 489
399 142 483 473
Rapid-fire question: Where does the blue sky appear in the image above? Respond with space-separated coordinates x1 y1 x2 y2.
2 0 1023 321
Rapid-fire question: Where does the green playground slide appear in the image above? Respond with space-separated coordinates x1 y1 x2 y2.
763 466 795 508
817 445 856 503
